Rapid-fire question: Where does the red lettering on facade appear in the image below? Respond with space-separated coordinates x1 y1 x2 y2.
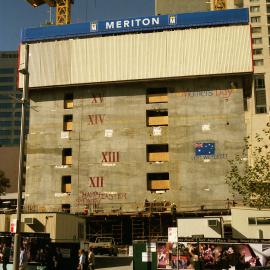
76 191 128 206
91 94 104 104
101 152 120 162
88 114 106 125
89 176 104 188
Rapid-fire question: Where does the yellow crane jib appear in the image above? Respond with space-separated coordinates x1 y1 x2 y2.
26 0 74 25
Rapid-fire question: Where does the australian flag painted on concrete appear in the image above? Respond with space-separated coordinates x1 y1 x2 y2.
195 142 215 156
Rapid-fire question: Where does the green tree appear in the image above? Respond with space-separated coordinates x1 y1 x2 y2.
0 170 10 195
226 123 270 209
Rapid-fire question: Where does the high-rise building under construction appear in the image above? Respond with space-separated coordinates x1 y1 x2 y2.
17 8 254 243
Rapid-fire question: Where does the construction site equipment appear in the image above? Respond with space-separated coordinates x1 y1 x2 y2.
26 0 74 25
89 237 118 256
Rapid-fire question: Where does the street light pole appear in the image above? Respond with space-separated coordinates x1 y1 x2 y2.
13 44 29 270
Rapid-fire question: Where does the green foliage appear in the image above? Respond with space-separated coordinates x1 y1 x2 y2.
0 170 10 195
226 123 270 209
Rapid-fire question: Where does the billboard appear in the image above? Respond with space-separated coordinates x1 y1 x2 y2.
157 238 270 269
21 9 249 43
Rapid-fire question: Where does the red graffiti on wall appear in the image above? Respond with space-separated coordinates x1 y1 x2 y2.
89 176 104 188
102 152 119 162
88 114 105 125
76 191 127 205
177 89 234 99
91 94 104 104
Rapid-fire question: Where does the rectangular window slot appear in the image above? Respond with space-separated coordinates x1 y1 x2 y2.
146 88 168 103
248 217 270 225
254 75 267 114
63 115 73 131
62 204 70 213
147 172 170 191
251 27 261 34
147 110 168 126
147 144 169 162
257 217 270 225
253 48 262 55
63 148 72 165
62 176 71 193
64 93 74 109
251 16 261 23
250 6 260 12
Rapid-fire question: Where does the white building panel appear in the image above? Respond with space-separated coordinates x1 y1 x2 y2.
29 44 42 87
20 25 252 89
71 39 88 84
231 207 270 239
55 40 71 85
177 218 222 238
39 42 57 87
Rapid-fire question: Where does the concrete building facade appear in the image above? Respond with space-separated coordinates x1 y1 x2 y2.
155 0 270 146
25 76 248 214
18 10 253 242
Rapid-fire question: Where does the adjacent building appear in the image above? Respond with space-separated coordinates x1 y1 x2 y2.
0 51 29 146
0 51 29 211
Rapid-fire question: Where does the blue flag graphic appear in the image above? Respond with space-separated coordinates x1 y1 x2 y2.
195 143 215 156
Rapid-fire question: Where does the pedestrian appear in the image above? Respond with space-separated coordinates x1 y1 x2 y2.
78 248 86 270
55 248 63 270
19 246 28 270
88 247 95 270
2 243 11 270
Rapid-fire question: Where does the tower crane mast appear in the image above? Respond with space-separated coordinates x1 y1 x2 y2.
26 0 74 25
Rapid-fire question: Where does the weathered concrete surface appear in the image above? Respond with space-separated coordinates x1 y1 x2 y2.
24 75 247 214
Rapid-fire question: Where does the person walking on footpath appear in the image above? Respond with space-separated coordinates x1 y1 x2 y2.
2 243 11 270
19 246 28 270
88 247 95 270
78 249 86 270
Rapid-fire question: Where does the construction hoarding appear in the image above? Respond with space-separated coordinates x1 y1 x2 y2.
157 238 270 269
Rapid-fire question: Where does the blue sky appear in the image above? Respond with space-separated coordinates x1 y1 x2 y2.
0 0 154 51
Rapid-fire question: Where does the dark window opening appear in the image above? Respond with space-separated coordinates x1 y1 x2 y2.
64 93 74 109
147 172 170 191
147 144 169 162
146 87 168 104
146 109 168 126
62 148 72 165
63 115 73 131
248 217 256 225
254 75 267 114
62 176 71 193
62 204 70 213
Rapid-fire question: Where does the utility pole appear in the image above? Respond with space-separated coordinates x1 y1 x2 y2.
13 44 29 270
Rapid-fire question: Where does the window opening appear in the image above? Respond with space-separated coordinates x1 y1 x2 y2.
146 88 168 103
64 93 74 109
63 115 73 131
146 110 168 126
62 148 72 165
62 176 71 193
147 144 169 162
147 172 170 191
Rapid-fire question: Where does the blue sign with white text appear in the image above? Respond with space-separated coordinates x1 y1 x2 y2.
21 8 249 43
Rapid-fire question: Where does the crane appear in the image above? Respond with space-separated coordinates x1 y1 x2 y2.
26 0 74 25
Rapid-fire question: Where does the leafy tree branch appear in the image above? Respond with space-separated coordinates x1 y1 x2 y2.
226 123 270 209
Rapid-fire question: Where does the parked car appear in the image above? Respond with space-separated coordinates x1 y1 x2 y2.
89 237 118 256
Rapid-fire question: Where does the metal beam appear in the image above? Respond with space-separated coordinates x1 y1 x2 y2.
56 0 72 25
12 44 29 270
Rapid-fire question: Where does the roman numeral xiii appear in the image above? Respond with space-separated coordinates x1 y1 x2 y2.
102 152 120 162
